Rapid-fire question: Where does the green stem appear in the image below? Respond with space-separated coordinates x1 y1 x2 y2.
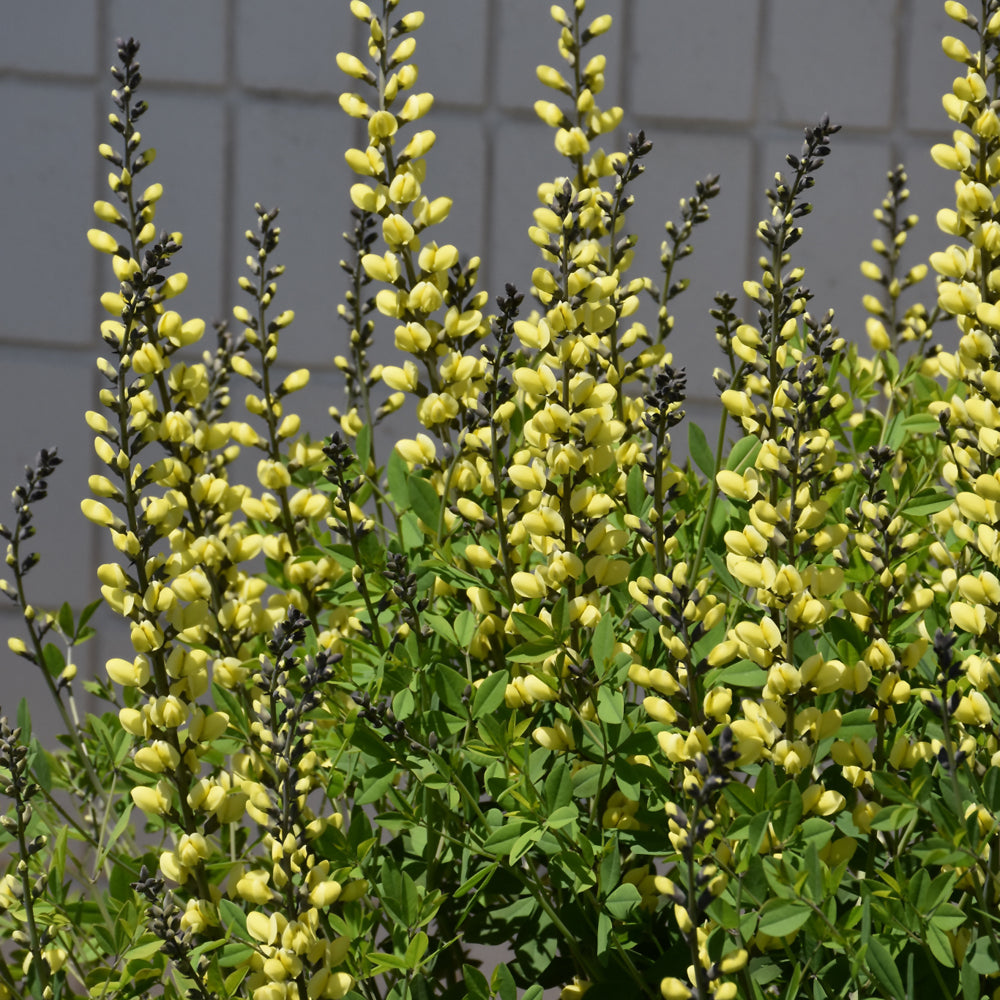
7 524 104 812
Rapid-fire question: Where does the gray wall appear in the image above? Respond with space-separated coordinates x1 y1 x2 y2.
0 1 956 735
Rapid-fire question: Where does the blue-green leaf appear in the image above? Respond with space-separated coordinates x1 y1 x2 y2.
689 421 715 478
605 883 641 920
865 937 905 998
757 899 810 937
387 448 410 509
472 670 509 719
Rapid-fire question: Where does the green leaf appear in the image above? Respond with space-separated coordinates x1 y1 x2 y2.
509 827 542 864
757 899 811 937
780 963 804 1000
505 641 559 663
225 967 251 994
219 898 248 937
903 489 954 518
356 762 399 805
124 939 166 963
772 786 803 843
968 935 1000 976
881 348 900 384
30 739 50 792
455 609 477 648
925 921 955 969
455 863 497 898
106 854 133 904
94 802 134 872
473 670 509 719
803 843 823 903
551 592 571 640
689 421 715 478
356 422 372 468
557 850 597 890
546 805 578 830
753 764 778 808
599 848 621 901
929 902 967 932
392 871 421 925
52 823 68 886
76 598 102 638
418 558 484 592
392 687 415 721
544 760 573 811
387 448 410 509
423 612 457 645
712 660 768 687
482 820 533 858
865 937 905 998
597 909 611 958
212 682 249 734
433 664 469 713
909 869 930 913
626 464 647 513
726 434 761 472
961 949 981 1000
15 699 31 745
572 763 602 799
57 601 74 636
591 611 614 671
409 475 441 532
984 766 1000 813
605 882 641 920
405 931 429 968
369 951 410 971
747 811 771 855
798 817 835 850
492 963 517 1000
463 965 490 1000
884 413 906 450
901 413 940 435
596 686 624 725
477 715 507 752
510 612 552 641
868 804 918 831
401 511 423 552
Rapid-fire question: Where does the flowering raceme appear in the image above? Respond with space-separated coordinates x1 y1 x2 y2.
8 3 1000 1000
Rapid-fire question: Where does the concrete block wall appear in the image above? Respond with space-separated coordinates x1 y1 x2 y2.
0 1 957 735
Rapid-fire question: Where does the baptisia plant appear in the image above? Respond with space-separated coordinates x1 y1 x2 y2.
5 2 1000 1000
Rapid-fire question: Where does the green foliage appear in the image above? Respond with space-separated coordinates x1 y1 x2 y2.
6 2 1000 1000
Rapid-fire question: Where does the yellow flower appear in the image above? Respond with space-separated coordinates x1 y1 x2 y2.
402 129 436 159
336 52 370 80
398 92 433 122
716 468 760 502
308 878 342 907
720 388 755 419
532 719 574 751
134 740 181 774
383 213 415 249
81 498 117 527
942 35 973 63
554 127 590 157
130 619 164 653
131 781 172 816
586 14 613 36
952 600 988 635
87 228 119 253
511 571 547 600
237 870 274 905
367 110 398 139
661 978 691 1000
